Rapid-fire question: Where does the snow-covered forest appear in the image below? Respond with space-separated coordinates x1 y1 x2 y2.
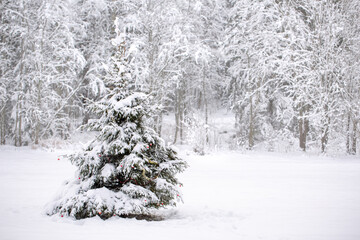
1 1 360 239
1 0 360 154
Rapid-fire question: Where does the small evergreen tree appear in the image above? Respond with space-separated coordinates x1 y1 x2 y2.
46 30 187 220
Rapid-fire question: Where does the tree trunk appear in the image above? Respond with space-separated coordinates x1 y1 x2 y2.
233 77 239 130
321 104 330 153
202 70 209 144
157 111 163 137
0 106 5 145
35 122 39 145
35 21 46 145
173 114 179 144
34 81 42 145
14 97 19 147
299 103 307 151
16 36 25 147
173 89 179 144
247 54 254 149
179 101 184 145
346 113 351 153
18 100 22 147
321 123 329 153
351 120 357 154
248 95 254 149
82 112 90 125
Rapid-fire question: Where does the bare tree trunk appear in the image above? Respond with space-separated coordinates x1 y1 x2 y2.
173 114 179 144
321 104 330 153
205 99 209 144
18 100 22 147
179 101 184 145
299 121 304 151
35 20 46 145
35 121 40 145
173 89 179 144
346 113 351 153
249 95 254 149
176 81 186 145
0 106 5 145
247 54 254 149
14 97 19 146
157 111 163 137
0 114 3 145
321 122 329 153
351 120 357 154
202 70 209 144
232 77 239 130
82 112 90 125
299 103 307 151
34 79 42 145
15 34 26 147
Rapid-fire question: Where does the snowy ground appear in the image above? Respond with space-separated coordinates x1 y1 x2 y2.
1 146 360 240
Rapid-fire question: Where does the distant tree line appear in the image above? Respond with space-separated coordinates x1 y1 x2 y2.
1 0 359 154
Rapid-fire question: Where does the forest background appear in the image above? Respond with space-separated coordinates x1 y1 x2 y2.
1 0 360 155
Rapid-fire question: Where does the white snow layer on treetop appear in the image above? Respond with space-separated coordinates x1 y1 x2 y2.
112 17 126 46
112 92 147 110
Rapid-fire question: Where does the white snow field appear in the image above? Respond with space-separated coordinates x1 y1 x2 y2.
0 146 360 240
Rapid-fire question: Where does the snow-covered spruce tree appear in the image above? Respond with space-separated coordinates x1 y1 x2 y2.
46 31 187 220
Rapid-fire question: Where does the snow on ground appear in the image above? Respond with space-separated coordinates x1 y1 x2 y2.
0 146 360 240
